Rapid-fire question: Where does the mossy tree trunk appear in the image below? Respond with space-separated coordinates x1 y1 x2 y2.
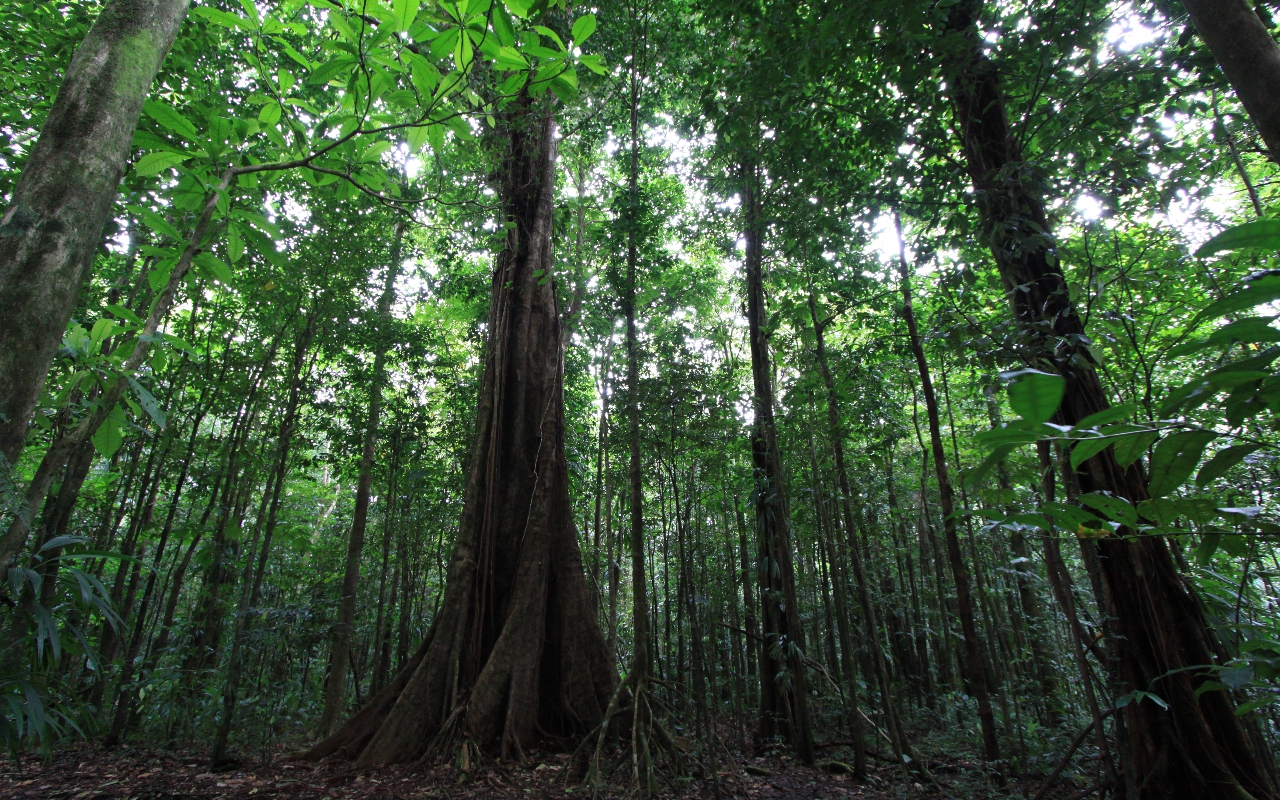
0 0 191 468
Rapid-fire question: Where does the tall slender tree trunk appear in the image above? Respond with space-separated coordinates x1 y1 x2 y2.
624 59 650 692
943 3 1276 795
734 492 759 697
740 162 813 765
895 221 1001 767
807 287 902 770
591 336 614 613
371 430 399 696
0 0 191 467
210 314 315 762
318 218 406 736
307 101 612 765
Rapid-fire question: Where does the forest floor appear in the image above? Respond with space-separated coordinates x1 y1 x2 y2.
0 741 1072 799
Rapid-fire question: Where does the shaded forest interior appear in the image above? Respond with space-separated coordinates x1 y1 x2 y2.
7 0 1280 798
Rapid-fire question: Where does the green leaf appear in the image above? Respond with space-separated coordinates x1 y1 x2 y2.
1003 369 1064 425
236 0 261 25
106 304 142 326
495 46 528 70
134 208 185 243
1148 430 1218 497
309 56 357 85
534 25 566 51
232 210 282 239
143 101 200 141
1078 493 1138 527
192 7 252 31
1039 501 1093 529
148 261 174 292
550 67 579 103
493 2 516 45
407 124 431 154
1113 430 1160 468
1069 437 1112 470
571 13 596 44
578 53 607 75
259 101 282 126
194 252 235 286
1196 444 1264 486
135 151 190 177
392 0 419 31
1169 317 1280 357
280 42 313 70
1192 276 1280 326
361 139 393 162
227 224 245 263
409 56 441 96
1196 219 1280 258
125 377 166 428
428 123 445 153
1073 403 1136 431
505 0 530 19
964 443 1015 487
91 404 127 459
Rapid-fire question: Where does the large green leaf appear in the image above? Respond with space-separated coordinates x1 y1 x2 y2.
91 404 127 459
392 0 419 32
1195 219 1280 258
1196 444 1264 486
143 101 200 142
134 151 190 177
194 252 235 286
1191 276 1280 326
1112 430 1159 468
1079 493 1138 528
1169 317 1280 357
1004 369 1064 425
571 13 596 44
1148 430 1218 497
125 377 166 429
1073 403 1136 431
1070 436 1112 469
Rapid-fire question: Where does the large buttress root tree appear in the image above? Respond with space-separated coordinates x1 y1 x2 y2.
307 104 613 765
0 0 191 468
941 2 1277 797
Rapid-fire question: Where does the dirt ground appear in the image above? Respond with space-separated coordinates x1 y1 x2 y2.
0 742 979 799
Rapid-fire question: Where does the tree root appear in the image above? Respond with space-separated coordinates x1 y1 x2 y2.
576 675 692 798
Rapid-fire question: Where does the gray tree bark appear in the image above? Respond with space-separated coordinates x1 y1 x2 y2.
0 0 191 467
1183 0 1280 163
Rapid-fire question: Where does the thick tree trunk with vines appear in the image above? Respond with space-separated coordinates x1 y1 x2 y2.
943 2 1276 796
306 103 612 765
741 166 814 765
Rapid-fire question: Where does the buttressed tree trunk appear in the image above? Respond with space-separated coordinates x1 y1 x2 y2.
1181 0 1280 164
942 2 1277 797
306 103 613 765
0 0 191 468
